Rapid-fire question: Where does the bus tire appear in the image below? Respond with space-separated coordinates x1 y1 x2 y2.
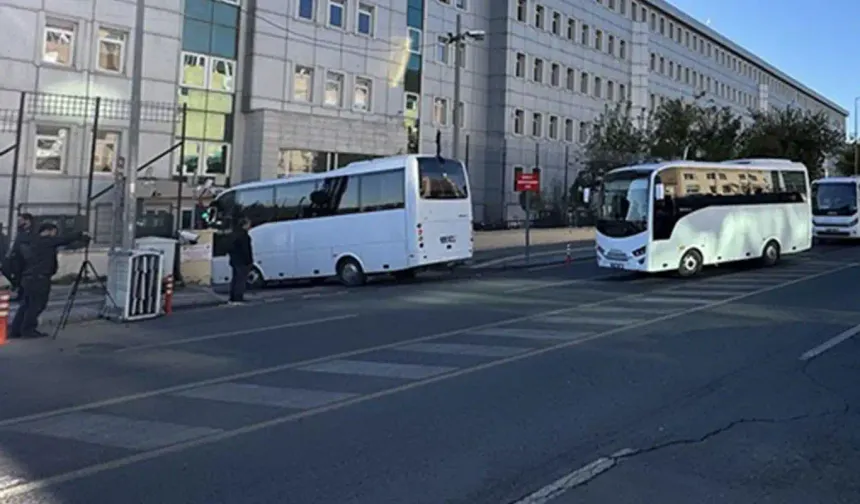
678 249 703 278
247 266 265 290
337 257 366 287
761 240 780 267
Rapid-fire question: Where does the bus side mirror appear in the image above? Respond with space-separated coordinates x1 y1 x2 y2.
654 183 665 200
582 188 591 203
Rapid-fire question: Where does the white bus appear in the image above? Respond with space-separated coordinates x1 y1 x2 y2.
811 176 860 241
205 154 473 287
586 159 812 277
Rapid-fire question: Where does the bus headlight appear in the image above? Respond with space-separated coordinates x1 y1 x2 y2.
632 246 646 257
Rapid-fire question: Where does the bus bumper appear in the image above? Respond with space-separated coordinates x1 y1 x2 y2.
596 255 648 272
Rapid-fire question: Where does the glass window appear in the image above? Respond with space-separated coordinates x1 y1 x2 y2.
328 0 345 28
34 125 68 172
781 171 807 195
408 28 422 54
182 18 211 54
324 71 344 106
433 97 448 125
236 187 275 226
353 77 372 111
97 28 126 73
418 158 468 200
210 24 237 59
298 0 314 19
203 142 229 175
357 3 374 35
331 176 360 214
43 22 75 66
210 58 234 91
293 65 313 102
185 0 213 21
274 182 314 220
93 130 120 173
212 2 239 26
181 52 207 87
360 170 406 211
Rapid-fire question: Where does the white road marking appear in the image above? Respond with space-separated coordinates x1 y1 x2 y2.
115 314 357 352
0 263 853 499
503 277 611 294
800 323 860 361
668 289 752 296
541 315 643 326
631 296 712 305
3 412 221 450
576 305 676 315
396 342 530 357
297 359 457 379
510 451 632 504
172 383 357 409
468 328 593 341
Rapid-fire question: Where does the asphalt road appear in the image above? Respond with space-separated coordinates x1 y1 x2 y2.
1 244 860 504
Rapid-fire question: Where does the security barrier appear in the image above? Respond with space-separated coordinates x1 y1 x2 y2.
0 290 9 344
103 249 164 322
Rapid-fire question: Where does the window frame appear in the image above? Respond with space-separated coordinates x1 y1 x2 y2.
433 97 449 126
209 57 235 92
548 115 559 140
93 129 122 175
323 70 345 107
356 3 375 36
531 112 543 138
513 108 525 135
297 0 315 20
43 21 76 67
327 0 346 29
408 27 422 54
95 26 127 74
293 64 314 102
353 76 372 112
33 124 70 174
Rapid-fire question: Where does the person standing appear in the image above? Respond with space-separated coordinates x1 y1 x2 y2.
227 217 253 305
1 213 34 302
9 223 88 339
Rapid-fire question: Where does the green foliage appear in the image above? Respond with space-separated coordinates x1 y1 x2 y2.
833 141 857 177
582 102 651 185
582 97 844 181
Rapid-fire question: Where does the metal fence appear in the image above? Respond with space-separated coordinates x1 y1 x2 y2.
0 91 189 248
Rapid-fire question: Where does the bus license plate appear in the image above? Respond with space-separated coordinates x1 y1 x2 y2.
610 262 625 269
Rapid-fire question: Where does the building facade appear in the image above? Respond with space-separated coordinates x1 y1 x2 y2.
0 0 848 234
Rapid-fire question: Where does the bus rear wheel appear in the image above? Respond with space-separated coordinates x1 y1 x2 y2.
678 249 703 278
761 240 781 267
337 257 367 287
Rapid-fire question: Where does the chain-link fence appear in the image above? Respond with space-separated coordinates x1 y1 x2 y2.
0 91 187 247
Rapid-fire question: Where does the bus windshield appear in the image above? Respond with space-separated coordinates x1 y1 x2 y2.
596 171 651 237
206 190 236 230
812 182 857 216
418 158 468 199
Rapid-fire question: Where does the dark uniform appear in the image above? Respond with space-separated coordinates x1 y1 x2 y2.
2 223 33 300
9 227 86 339
228 224 253 303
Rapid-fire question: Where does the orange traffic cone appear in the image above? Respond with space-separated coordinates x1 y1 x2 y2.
0 290 10 345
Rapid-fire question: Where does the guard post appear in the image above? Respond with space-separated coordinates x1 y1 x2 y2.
103 249 165 322
515 170 540 264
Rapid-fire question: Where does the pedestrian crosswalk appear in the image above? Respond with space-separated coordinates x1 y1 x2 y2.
0 258 851 489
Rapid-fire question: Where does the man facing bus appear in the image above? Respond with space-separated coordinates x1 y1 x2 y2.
228 217 253 305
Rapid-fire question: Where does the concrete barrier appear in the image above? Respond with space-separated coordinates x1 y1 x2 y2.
54 227 596 283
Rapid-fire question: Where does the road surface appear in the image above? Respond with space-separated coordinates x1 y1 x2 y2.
1 244 859 504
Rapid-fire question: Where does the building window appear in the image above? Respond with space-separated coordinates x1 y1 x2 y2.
293 65 313 102
434 97 449 125
438 36 451 64
455 0 466 9
210 58 234 92
353 77 372 111
96 28 126 73
357 3 375 35
607 35 614 55
548 115 558 140
607 80 614 100
34 125 68 172
550 63 560 86
324 71 344 106
579 72 589 93
567 18 575 40
566 68 574 90
551 11 560 35
408 27 422 54
43 21 75 66
619 83 626 101
94 131 120 174
181 52 207 88
516 0 527 22
513 108 524 134
580 25 589 46
649 53 655 71
404 92 420 117
619 40 626 59
534 5 544 29
578 121 588 143
532 58 543 83
531 113 542 137
298 0 315 19
594 30 602 51
515 52 526 77
564 118 573 142
328 0 345 28
594 76 602 98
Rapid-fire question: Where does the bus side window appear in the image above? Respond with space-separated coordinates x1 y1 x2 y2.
236 187 275 227
274 182 315 221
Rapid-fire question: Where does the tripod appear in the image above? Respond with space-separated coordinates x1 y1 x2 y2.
52 253 120 340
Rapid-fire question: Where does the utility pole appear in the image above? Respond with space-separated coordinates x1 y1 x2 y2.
854 96 859 176
123 0 146 249
446 14 484 161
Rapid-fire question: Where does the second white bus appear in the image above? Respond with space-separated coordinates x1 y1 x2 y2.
811 176 860 241
205 154 473 287
587 159 812 277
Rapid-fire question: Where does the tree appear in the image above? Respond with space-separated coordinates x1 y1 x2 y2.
649 98 700 160
740 107 844 178
582 101 651 185
690 105 744 161
832 141 857 176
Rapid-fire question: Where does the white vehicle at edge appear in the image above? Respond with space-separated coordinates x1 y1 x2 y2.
811 176 860 241
206 154 473 287
586 158 812 277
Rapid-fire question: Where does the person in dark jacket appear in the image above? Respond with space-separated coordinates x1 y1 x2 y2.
227 218 253 305
9 223 88 339
1 213 34 302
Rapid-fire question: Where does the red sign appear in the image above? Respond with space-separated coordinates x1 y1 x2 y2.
515 172 540 192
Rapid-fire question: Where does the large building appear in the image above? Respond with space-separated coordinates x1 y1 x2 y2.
0 0 848 235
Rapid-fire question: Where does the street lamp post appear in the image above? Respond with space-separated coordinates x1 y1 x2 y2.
445 14 484 161
123 0 146 249
854 96 859 176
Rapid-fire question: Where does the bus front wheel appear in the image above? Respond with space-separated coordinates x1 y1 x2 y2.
678 249 703 278
337 257 367 287
761 240 781 267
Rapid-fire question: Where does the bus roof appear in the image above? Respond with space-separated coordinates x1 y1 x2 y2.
225 154 452 193
609 159 807 174
812 176 860 184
